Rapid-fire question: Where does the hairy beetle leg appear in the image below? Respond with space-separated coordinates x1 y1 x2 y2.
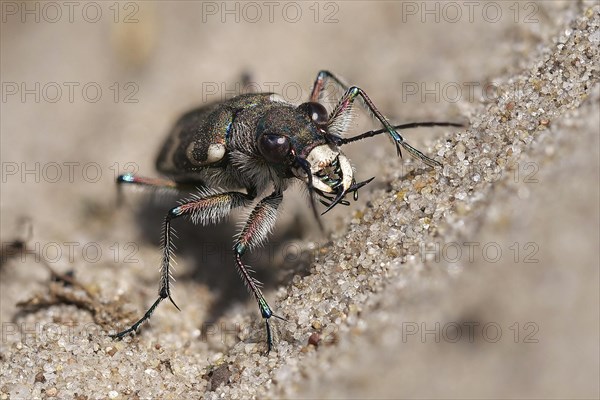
309 70 464 168
331 86 445 166
233 191 283 352
111 189 253 339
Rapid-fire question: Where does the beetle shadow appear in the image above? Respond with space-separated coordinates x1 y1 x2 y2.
131 193 314 325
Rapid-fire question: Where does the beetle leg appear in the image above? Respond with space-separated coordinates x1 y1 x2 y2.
310 71 464 168
233 191 284 353
111 190 253 339
329 86 445 167
241 71 255 93
116 173 179 189
115 173 187 206
309 70 350 103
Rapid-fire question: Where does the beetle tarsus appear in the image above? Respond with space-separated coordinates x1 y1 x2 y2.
110 296 163 339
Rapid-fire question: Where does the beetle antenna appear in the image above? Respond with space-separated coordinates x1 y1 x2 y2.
296 157 325 232
337 122 464 146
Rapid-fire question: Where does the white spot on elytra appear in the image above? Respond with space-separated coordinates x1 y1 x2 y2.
207 143 226 163
187 142 226 166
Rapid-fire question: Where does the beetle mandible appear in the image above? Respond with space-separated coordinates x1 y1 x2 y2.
111 70 462 352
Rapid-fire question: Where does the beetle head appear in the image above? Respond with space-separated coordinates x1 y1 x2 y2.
256 102 372 216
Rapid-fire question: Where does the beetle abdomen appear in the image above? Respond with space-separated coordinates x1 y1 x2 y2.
156 104 231 177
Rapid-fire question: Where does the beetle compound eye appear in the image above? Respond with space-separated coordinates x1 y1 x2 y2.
258 134 291 163
299 102 329 126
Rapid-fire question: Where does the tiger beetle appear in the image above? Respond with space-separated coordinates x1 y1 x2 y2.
110 70 463 352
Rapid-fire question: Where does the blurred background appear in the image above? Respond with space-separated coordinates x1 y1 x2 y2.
1 1 598 399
